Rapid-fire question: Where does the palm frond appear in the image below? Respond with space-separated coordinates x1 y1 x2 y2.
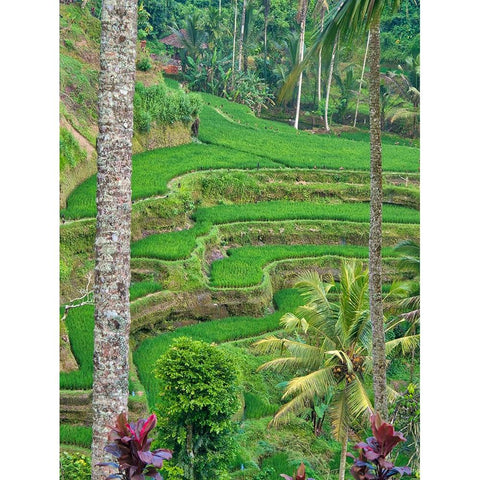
278 0 400 102
387 383 401 402
346 377 373 419
330 388 349 441
282 366 335 399
385 334 419 356
269 390 312 426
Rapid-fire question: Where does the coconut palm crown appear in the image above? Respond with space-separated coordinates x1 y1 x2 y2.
254 259 418 438
255 260 373 441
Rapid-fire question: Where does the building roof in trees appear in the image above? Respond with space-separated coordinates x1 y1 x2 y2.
158 30 187 48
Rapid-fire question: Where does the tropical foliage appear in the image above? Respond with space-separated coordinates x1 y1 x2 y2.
154 337 240 479
98 413 172 480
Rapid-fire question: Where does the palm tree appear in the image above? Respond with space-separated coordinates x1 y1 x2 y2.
91 0 137 479
313 0 329 107
278 0 402 419
255 261 372 480
263 0 271 79
237 0 248 71
353 31 370 127
255 260 418 480
324 32 339 131
293 0 308 130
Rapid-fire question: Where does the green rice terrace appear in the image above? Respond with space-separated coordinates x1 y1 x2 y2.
60 77 419 478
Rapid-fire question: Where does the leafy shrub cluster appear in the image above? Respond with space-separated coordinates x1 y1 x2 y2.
134 289 303 407
136 55 153 72
154 337 240 479
60 451 91 480
133 81 202 133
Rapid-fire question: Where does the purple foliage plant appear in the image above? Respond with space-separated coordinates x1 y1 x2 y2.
98 413 172 480
348 412 412 480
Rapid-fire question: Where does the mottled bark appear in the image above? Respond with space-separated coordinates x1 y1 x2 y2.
91 1 138 479
368 19 387 419
294 0 308 130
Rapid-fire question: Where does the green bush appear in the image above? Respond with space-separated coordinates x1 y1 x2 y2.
60 451 91 480
133 80 202 133
136 55 152 71
155 337 240 479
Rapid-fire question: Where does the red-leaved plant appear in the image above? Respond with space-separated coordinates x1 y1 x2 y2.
98 413 172 480
348 412 412 480
280 462 315 480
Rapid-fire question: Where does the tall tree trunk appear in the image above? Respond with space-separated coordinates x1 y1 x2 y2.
338 431 349 480
294 0 307 130
317 10 325 108
238 0 247 72
263 0 270 79
354 31 370 128
90 1 137 479
368 18 388 420
231 0 238 88
324 33 338 132
219 0 222 14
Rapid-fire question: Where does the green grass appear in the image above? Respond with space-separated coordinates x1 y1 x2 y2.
133 289 304 407
60 305 94 389
129 201 418 262
210 245 397 288
61 90 419 220
198 94 420 172
130 281 163 301
61 143 279 219
60 424 92 448
194 201 419 226
131 222 211 260
244 392 278 419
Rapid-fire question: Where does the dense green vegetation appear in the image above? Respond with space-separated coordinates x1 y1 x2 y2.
60 3 420 476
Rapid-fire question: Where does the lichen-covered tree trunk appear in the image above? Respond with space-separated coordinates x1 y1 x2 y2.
368 18 388 419
90 1 138 479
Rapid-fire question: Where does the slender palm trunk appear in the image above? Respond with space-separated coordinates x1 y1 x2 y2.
90 1 137 479
338 431 349 480
238 0 247 72
218 0 221 14
263 0 269 79
317 10 325 107
368 19 388 420
231 0 238 87
294 0 307 130
325 34 338 132
354 31 370 128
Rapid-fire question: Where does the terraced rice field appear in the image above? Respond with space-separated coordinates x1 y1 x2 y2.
60 85 420 441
